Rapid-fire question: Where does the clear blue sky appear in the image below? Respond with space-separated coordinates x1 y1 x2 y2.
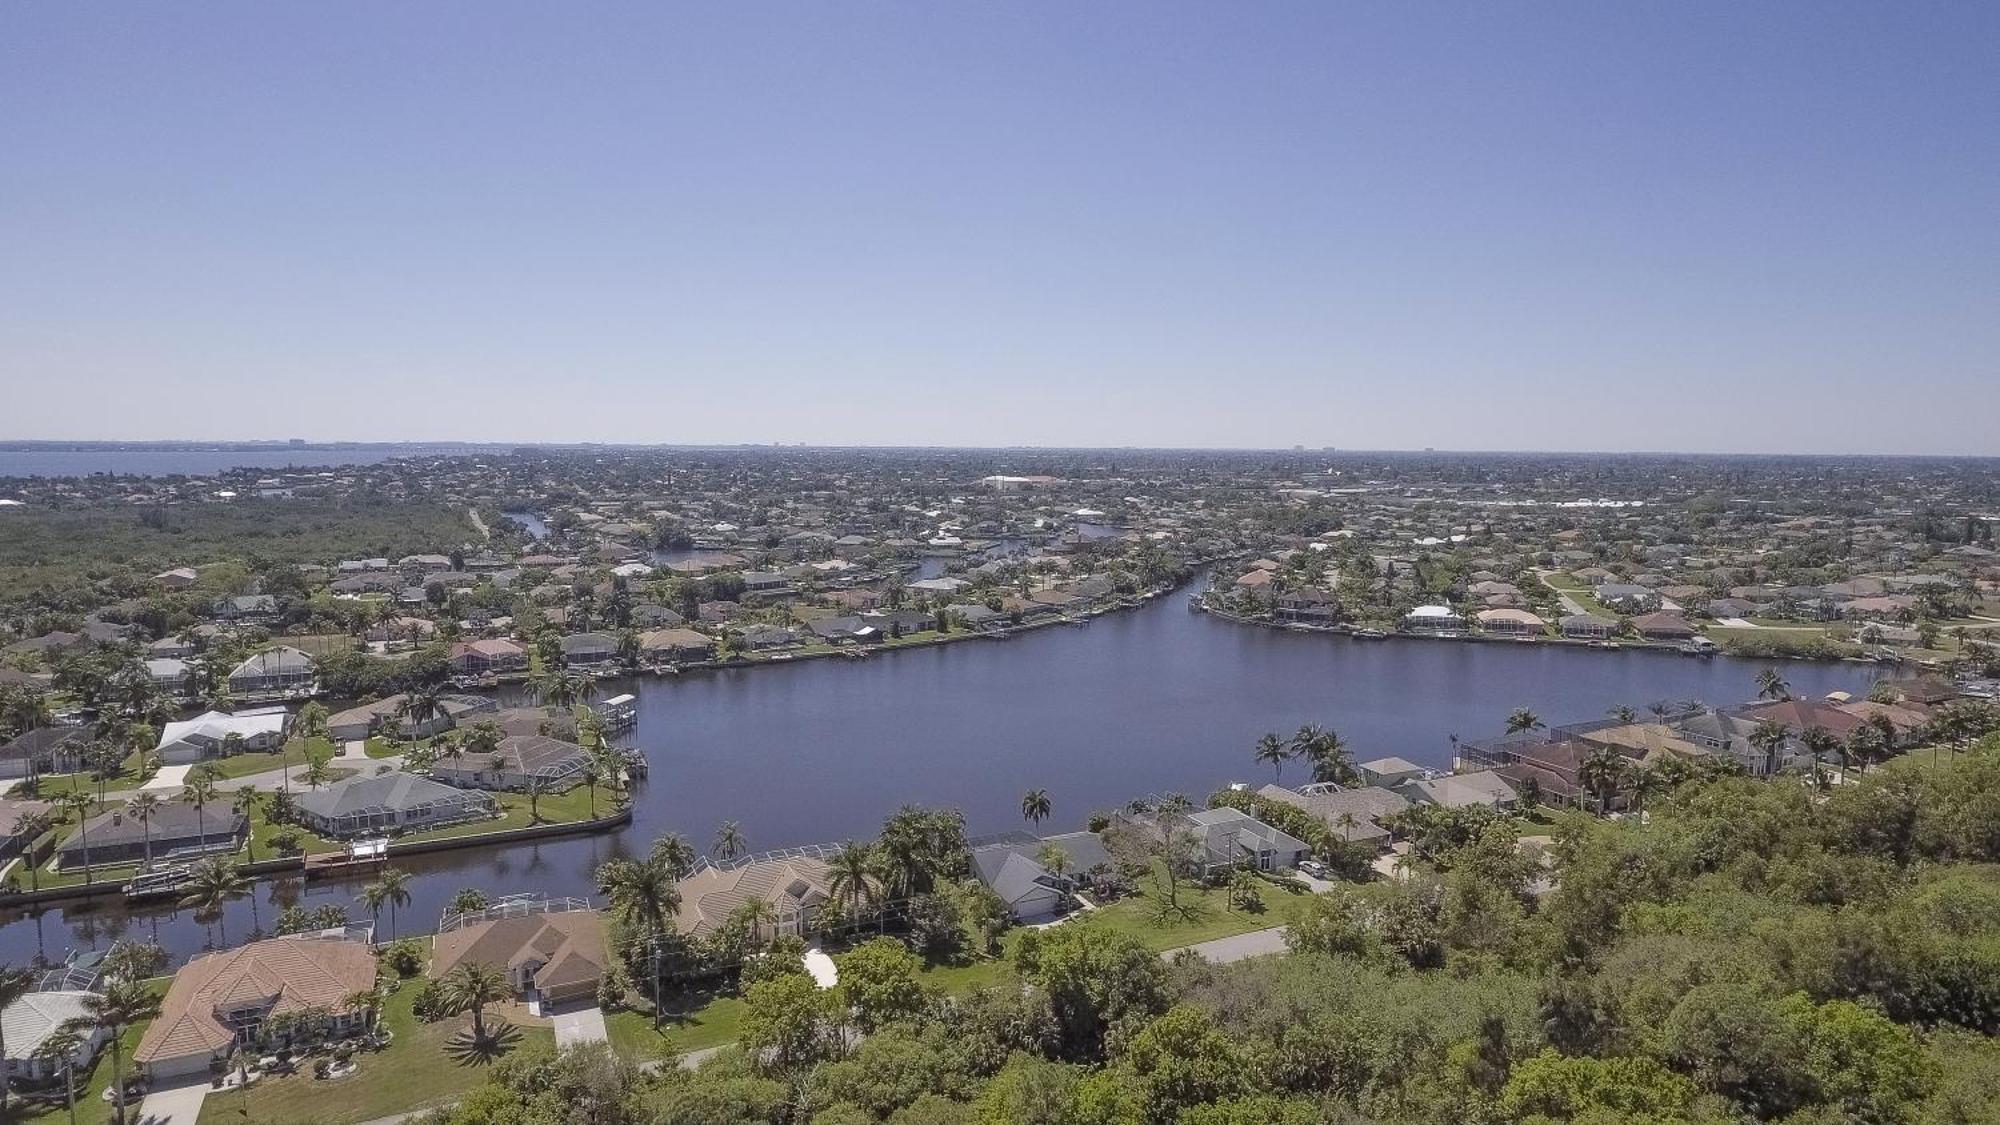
3 3 1995 453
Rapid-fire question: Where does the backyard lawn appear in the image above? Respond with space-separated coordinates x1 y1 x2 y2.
15 981 168 1125
196 975 553 1125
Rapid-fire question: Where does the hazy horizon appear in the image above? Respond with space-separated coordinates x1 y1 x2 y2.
5 3 1997 456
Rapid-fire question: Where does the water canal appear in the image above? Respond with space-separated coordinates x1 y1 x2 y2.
0 583 1884 964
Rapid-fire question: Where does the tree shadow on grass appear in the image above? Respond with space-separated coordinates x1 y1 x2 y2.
445 1019 522 1066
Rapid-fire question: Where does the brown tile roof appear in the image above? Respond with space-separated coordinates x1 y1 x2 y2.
431 910 608 996
674 857 836 938
136 937 375 1063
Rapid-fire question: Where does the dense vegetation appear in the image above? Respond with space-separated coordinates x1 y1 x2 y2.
0 498 471 602
409 735 2000 1125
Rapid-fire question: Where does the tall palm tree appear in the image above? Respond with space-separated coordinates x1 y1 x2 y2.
16 809 50 892
649 832 698 878
232 788 262 861
55 791 95 884
712 819 747 860
0 964 36 1117
827 841 877 915
1577 747 1628 815
1505 708 1545 737
180 855 248 947
1749 720 1793 777
1253 732 1291 783
182 769 220 848
75 979 161 1125
372 867 414 940
441 960 512 1046
1607 704 1638 725
400 685 444 734
596 855 679 1026
1020 789 1052 828
33 1023 87 1125
126 792 163 871
1799 726 1841 789
358 880 389 936
1756 667 1791 701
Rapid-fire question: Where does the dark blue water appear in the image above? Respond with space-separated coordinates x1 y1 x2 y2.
0 584 1881 966
501 511 550 540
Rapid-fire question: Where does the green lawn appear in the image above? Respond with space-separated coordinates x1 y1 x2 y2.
1076 878 1310 951
15 981 168 1125
605 992 747 1060
196 974 553 1125
194 735 337 781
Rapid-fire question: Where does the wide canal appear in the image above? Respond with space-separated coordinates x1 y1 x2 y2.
0 583 1884 964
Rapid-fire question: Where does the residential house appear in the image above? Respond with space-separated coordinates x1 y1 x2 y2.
2 991 109 1084
1183 807 1312 873
560 632 619 669
57 801 244 870
294 772 497 837
214 594 279 623
1398 770 1519 810
1356 756 1427 787
153 567 199 590
1253 784 1406 847
638 628 716 663
0 797 54 862
143 657 194 696
1402 605 1460 632
448 638 529 676
134 936 377 1080
0 725 92 780
1559 614 1617 640
673 855 840 941
226 646 315 695
1596 583 1660 611
1476 608 1546 635
972 848 1074 924
326 693 493 742
154 707 291 764
431 734 591 793
431 905 610 1008
1274 589 1340 624
1630 612 1697 640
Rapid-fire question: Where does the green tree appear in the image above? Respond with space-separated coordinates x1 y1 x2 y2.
834 937 933 1033
739 972 839 1074
1021 788 1052 828
75 979 162 1125
180 855 248 947
442 959 513 1046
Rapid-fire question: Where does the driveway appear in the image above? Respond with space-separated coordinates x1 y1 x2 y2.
141 764 194 792
803 945 839 989
132 1078 209 1125
1166 926 1289 965
550 1003 608 1048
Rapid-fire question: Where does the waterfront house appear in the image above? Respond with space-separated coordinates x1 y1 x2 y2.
807 616 878 644
742 571 792 595
1630 611 1698 640
1402 605 1460 632
629 603 686 627
638 627 716 662
1274 589 1340 624
1184 807 1312 873
1559 613 1617 640
972 848 1074 924
134 936 376 1080
432 733 590 793
2 990 109 1085
0 798 53 863
1253 784 1404 847
1397 770 1519 810
448 637 529 676
673 855 840 941
1596 583 1660 611
1475 608 1546 635
294 772 497 837
153 707 291 764
1356 756 1427 787
0 725 91 779
739 625 801 650
950 603 1007 631
560 632 619 669
327 692 493 742
57 801 243 870
431 904 609 1008
226 646 316 695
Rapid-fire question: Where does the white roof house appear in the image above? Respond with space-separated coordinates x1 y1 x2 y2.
3 990 108 1080
155 707 291 756
1405 605 1459 621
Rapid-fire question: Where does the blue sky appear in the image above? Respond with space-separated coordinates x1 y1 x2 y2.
3 3 1995 453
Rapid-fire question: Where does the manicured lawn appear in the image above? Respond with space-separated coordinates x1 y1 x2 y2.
196 975 553 1125
606 993 746 1060
32 753 153 798
15 981 168 1125
1077 878 1310 951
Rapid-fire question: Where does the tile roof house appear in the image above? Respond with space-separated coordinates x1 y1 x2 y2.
1254 784 1405 846
135 936 377 1079
1630 612 1697 640
448 637 529 675
2 990 109 1083
431 908 609 1007
638 628 716 662
293 772 497 838
674 856 840 941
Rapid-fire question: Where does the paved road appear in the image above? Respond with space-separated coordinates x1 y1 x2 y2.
132 1078 209 1125
1164 926 1290 965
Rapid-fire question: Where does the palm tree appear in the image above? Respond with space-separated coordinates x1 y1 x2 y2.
182 769 220 848
1303 727 1355 785
0 964 36 1117
1505 708 1545 737
232 788 262 861
303 749 334 791
374 867 413 940
1253 732 1291 783
33 1022 87 1125
1749 720 1793 777
358 880 389 936
75 979 161 1125
523 775 546 824
126 792 163 871
1756 667 1791 701
16 809 50 892
596 855 680 1026
441 960 512 1046
577 756 603 818
1607 704 1638 725
1020 789 1052 828
1629 765 1668 816
55 791 95 884
827 841 878 915
1798 726 1840 789
400 685 444 734
180 855 248 946
1577 747 1627 815
448 887 490 916
712 819 747 860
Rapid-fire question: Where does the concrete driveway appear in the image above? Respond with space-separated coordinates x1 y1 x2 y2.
803 945 839 989
132 1078 209 1125
550 1003 608 1048
140 764 194 792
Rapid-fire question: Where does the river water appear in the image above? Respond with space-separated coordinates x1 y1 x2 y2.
0 585 1883 965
